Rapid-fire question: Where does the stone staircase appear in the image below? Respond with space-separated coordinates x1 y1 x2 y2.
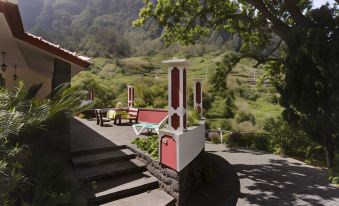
71 145 175 206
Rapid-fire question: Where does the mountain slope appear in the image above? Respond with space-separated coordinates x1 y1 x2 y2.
19 0 233 58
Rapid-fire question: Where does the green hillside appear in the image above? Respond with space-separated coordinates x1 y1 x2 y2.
72 52 282 131
19 0 282 131
19 0 234 57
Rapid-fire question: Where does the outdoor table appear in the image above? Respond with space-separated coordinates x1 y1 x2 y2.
107 109 128 125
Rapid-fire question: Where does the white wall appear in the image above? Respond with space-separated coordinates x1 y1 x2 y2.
160 121 206 172
177 123 205 171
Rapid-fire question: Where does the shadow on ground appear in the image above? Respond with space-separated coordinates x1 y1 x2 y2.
187 153 240 206
229 150 339 205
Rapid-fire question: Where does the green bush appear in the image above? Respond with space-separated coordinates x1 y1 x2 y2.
328 169 339 185
208 132 221 144
263 118 326 163
206 96 236 119
226 132 269 151
222 132 233 144
205 119 231 130
211 136 221 144
187 110 200 127
267 94 279 104
328 154 339 184
239 88 260 101
132 135 159 160
235 110 256 125
236 121 256 133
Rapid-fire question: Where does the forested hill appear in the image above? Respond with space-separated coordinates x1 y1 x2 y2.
18 0 234 58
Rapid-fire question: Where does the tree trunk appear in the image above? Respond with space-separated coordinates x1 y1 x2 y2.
325 144 335 169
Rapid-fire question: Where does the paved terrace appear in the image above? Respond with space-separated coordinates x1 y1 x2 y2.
71 117 339 206
71 117 141 152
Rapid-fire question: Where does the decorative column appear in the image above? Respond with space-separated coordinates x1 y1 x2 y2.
193 78 204 118
127 85 134 108
163 59 190 133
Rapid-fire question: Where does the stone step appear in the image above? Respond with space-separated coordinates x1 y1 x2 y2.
71 145 127 157
88 171 159 205
72 149 135 167
100 189 176 206
75 159 146 181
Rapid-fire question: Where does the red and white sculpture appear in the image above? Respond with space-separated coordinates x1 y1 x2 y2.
163 58 189 133
193 78 204 118
127 85 134 108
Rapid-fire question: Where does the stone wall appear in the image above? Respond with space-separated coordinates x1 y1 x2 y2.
128 146 205 206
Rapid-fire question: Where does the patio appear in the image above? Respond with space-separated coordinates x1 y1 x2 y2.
71 117 140 152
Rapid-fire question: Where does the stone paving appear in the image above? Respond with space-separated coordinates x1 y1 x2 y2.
201 143 339 206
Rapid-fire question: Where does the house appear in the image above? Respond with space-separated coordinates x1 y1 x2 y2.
0 0 91 98
0 0 91 158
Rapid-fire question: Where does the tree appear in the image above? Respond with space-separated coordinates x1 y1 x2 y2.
134 0 339 168
210 53 239 97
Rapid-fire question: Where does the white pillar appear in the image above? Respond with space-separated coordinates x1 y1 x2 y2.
127 85 134 108
193 78 204 118
162 58 190 133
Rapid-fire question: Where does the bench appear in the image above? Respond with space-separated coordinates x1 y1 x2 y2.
132 109 168 135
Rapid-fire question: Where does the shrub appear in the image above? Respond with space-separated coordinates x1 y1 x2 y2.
263 118 326 163
205 119 231 130
226 132 242 146
328 169 339 185
238 88 259 101
237 121 256 133
226 132 269 151
206 96 236 119
208 132 221 144
246 134 269 151
187 110 201 127
218 119 232 130
222 132 233 144
132 135 159 160
79 113 86 119
328 154 339 184
235 110 256 125
211 136 221 144
133 100 146 108
267 94 279 104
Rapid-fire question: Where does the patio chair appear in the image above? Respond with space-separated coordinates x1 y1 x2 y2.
127 108 139 123
132 115 168 135
96 109 111 127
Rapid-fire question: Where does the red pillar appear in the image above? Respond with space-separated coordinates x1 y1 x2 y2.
127 85 134 108
193 78 204 118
